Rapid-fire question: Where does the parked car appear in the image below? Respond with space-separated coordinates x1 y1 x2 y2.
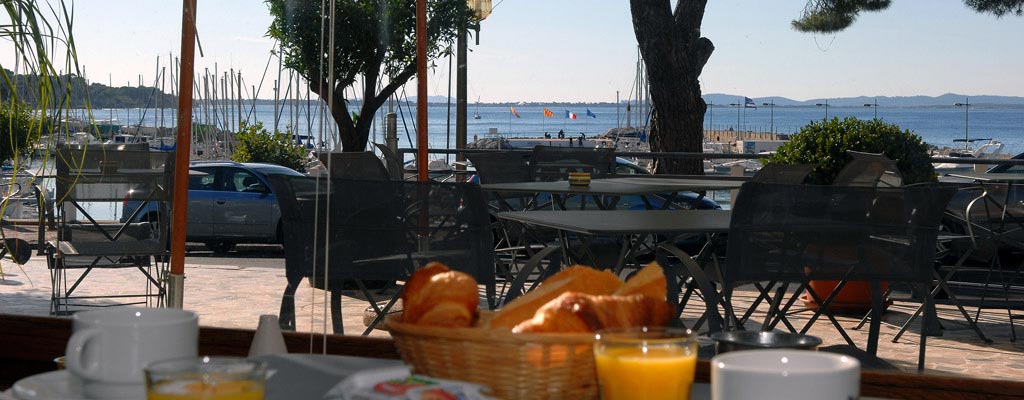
122 161 305 253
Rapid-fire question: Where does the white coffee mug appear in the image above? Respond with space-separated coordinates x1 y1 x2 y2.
65 307 198 399
711 349 860 400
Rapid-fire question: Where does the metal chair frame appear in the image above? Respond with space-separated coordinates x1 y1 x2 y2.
45 144 173 315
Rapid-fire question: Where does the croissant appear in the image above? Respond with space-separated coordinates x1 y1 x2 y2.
401 262 479 327
485 266 623 330
613 262 667 301
511 292 675 334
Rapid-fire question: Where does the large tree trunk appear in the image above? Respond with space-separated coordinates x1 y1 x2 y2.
630 0 713 174
331 100 361 152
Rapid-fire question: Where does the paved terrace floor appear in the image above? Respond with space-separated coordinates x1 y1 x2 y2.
1 245 1022 383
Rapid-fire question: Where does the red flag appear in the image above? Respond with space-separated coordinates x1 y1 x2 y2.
510 106 521 118
543 108 554 118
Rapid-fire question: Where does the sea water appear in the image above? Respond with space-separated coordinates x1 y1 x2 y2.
72 103 1024 154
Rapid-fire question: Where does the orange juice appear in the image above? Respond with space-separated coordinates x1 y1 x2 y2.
147 379 265 400
594 346 697 400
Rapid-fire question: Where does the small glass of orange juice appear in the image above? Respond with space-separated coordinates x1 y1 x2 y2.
145 356 267 400
594 327 698 400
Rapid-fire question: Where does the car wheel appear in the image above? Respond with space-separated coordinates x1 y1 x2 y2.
140 213 170 262
205 241 235 254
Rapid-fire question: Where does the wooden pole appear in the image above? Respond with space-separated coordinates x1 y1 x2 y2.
168 0 197 308
416 0 427 181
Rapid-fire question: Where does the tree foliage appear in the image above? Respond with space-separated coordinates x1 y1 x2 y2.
265 0 472 152
793 0 1023 33
231 122 308 173
768 117 935 185
0 101 37 164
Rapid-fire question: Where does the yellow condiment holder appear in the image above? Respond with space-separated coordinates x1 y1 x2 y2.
568 172 592 186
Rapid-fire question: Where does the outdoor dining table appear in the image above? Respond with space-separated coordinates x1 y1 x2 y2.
495 209 732 321
480 176 744 210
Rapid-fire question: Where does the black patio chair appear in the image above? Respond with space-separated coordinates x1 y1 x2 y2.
529 145 615 182
689 163 820 329
749 163 818 184
46 144 173 315
274 176 495 335
833 151 902 187
719 181 955 370
465 150 562 304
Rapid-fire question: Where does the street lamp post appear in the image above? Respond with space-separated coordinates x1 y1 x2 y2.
707 100 713 133
762 101 775 133
729 101 741 131
815 99 830 121
864 98 879 119
955 97 970 143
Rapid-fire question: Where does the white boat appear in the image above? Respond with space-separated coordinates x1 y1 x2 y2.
933 138 1004 172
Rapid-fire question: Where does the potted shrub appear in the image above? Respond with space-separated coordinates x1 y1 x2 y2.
767 117 936 313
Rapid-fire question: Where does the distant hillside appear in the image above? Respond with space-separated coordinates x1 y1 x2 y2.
0 71 175 108
703 93 1024 107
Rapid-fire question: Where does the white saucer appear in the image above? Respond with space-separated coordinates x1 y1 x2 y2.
12 370 89 400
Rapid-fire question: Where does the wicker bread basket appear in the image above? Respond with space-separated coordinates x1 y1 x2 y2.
385 314 599 400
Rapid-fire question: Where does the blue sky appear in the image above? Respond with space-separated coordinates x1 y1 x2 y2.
7 1 1024 103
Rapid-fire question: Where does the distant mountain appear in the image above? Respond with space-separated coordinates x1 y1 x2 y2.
703 93 1024 107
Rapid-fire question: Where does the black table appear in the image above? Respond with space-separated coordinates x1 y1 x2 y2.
496 210 732 327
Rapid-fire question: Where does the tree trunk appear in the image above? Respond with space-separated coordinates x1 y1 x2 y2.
630 0 713 175
647 73 705 174
331 100 361 152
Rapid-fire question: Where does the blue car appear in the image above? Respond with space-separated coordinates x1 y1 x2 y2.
122 161 304 253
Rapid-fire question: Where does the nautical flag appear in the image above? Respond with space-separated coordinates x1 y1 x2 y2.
744 97 757 109
510 106 521 118
586 109 597 118
543 108 554 118
565 110 577 120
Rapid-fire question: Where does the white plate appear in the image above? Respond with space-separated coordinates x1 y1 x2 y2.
11 370 89 400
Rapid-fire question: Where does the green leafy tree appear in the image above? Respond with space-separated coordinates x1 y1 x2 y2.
266 0 472 152
231 122 308 173
629 0 1022 174
768 117 935 185
0 101 36 164
793 1 1023 32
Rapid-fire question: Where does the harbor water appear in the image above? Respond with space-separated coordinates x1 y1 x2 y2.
74 103 1024 154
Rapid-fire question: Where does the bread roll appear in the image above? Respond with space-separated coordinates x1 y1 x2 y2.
613 262 667 301
485 266 623 329
401 262 479 327
511 292 675 333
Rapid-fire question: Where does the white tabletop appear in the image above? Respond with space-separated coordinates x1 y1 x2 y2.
947 172 1024 182
497 210 732 236
481 176 743 195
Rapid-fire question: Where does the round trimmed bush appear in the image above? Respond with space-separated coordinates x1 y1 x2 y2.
768 117 935 185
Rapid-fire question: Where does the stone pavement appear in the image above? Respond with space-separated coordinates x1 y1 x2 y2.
1 247 1022 384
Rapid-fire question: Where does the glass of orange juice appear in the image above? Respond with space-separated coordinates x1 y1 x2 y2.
594 327 698 400
145 356 266 400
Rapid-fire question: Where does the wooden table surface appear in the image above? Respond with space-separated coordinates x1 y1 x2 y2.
1 313 1021 399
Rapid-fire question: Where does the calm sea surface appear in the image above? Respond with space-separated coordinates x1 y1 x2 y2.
81 103 1024 154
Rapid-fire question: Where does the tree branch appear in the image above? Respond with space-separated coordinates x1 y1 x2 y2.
674 0 708 31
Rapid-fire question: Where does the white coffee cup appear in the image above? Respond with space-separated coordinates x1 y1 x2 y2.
65 307 198 399
711 349 860 400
